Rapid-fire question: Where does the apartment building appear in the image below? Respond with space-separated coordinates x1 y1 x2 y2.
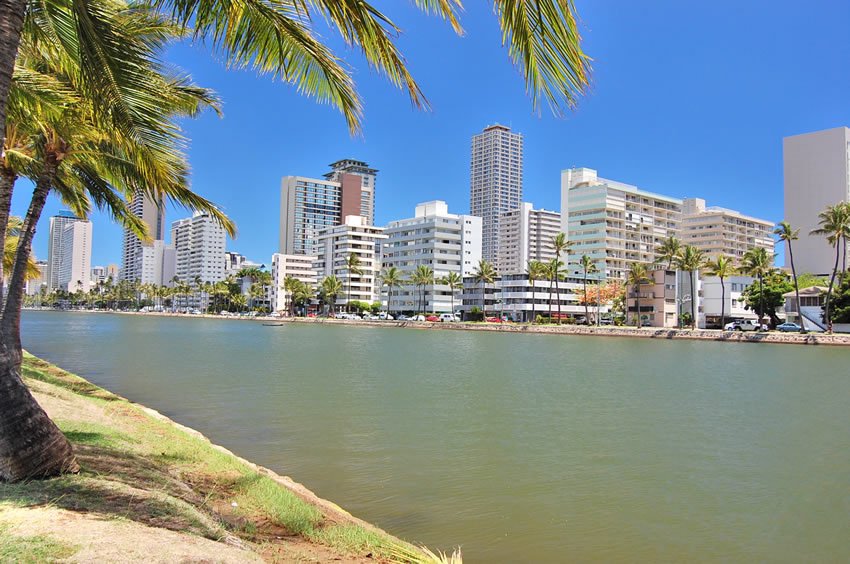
625 268 679 328
699 275 758 328
323 159 377 225
382 200 482 313
271 253 317 312
680 198 774 261
460 273 595 322
56 219 93 293
561 167 682 280
121 193 165 282
25 261 48 296
497 203 561 274
46 212 82 290
314 215 387 306
171 212 226 284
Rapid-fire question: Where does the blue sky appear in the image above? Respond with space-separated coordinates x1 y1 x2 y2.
13 0 850 267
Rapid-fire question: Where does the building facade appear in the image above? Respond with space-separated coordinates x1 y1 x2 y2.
561 167 682 280
324 159 377 225
270 253 317 312
497 203 561 274
382 200 482 314
171 212 226 284
46 212 82 291
470 124 523 266
121 193 165 282
699 275 757 328
25 261 48 296
460 274 598 322
783 127 850 275
625 268 679 328
314 215 387 306
681 198 774 261
57 219 93 293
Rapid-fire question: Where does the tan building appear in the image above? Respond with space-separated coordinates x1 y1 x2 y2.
497 203 561 274
314 215 387 306
680 198 774 261
271 253 317 312
626 268 678 327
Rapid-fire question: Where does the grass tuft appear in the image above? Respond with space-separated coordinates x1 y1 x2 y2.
0 524 78 563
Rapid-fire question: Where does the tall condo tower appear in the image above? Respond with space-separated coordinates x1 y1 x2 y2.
121 192 165 281
470 124 523 267
171 212 226 284
46 212 82 290
324 159 377 225
783 127 850 275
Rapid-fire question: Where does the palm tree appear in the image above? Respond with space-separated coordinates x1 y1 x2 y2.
411 265 434 316
705 255 735 330
546 258 565 323
344 252 363 312
655 235 682 269
472 259 496 317
551 232 571 324
526 260 547 323
379 267 404 316
626 263 650 328
775 221 804 331
578 254 598 324
283 275 299 315
439 271 463 319
811 202 850 331
673 245 706 329
320 275 343 316
741 247 774 328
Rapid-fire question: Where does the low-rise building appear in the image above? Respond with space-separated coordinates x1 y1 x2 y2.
699 275 758 328
625 268 679 328
314 215 386 306
784 286 829 332
271 253 317 313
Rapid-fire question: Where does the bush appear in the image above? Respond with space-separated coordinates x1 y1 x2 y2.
465 311 484 322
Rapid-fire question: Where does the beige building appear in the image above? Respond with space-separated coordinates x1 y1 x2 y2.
314 215 387 306
680 198 774 261
561 168 682 280
271 253 317 312
784 127 850 275
626 268 678 327
497 203 561 274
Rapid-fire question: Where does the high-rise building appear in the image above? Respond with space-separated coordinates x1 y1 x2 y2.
783 127 850 275
470 124 523 266
680 198 774 261
271 253 317 312
171 212 226 284
280 160 378 255
25 261 48 296
314 215 387 306
121 193 165 281
383 201 482 313
46 212 81 290
224 251 247 277
57 219 93 293
497 203 561 274
561 167 682 280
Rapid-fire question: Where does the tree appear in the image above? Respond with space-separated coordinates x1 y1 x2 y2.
545 258 565 323
655 235 682 270
626 263 650 328
741 271 793 327
526 260 547 323
412 264 434 316
741 247 777 327
673 245 706 329
551 232 571 324
775 221 803 332
810 202 850 332
344 252 363 312
379 267 404 316
828 276 850 324
472 259 496 317
320 275 343 316
439 271 462 319
705 255 735 330
578 254 598 324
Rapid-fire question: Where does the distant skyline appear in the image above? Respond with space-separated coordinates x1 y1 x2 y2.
12 0 850 267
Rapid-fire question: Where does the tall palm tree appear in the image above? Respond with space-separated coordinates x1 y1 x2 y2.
578 254 598 324
551 232 571 324
811 202 850 331
674 245 706 329
473 259 496 317
379 267 404 316
412 264 434 316
526 260 547 323
655 235 682 269
344 252 363 312
282 275 299 315
546 258 565 323
440 271 463 319
320 275 343 316
741 247 774 328
705 255 735 330
626 263 650 328
775 221 804 332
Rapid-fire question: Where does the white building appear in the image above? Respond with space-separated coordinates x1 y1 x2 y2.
57 219 93 293
314 215 386 306
461 274 599 322
470 124 523 266
784 127 850 275
136 240 176 286
46 213 81 290
699 275 758 328
224 251 247 278
171 212 226 284
271 253 317 313
497 203 561 274
25 260 48 296
382 200 482 314
681 198 774 261
121 193 165 282
561 167 682 280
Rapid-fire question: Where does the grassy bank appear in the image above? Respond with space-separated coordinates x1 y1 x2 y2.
0 353 442 563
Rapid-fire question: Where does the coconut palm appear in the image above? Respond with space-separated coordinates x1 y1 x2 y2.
526 259 547 323
811 202 850 331
473 259 496 317
775 221 804 332
705 255 736 330
551 232 571 324
655 235 682 269
578 254 598 324
379 266 404 316
411 265 434 316
626 263 650 328
283 275 300 315
546 258 565 323
439 271 463 320
320 275 343 316
741 246 774 327
344 252 363 312
673 245 706 329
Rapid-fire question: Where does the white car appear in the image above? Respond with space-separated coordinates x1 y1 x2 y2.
724 320 765 332
439 313 459 322
411 314 426 322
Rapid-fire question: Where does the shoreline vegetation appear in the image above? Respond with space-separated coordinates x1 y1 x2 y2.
27 308 850 346
0 353 445 563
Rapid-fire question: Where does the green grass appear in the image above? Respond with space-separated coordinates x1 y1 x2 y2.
0 525 77 564
308 524 403 559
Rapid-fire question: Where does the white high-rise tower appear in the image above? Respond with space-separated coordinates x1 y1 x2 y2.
121 192 165 281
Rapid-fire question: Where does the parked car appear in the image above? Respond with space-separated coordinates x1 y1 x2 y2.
777 322 802 332
397 314 410 321
439 313 459 322
485 316 502 323
425 315 440 322
724 320 765 332
411 314 426 322
377 312 394 320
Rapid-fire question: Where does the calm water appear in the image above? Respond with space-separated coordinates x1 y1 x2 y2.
21 311 850 562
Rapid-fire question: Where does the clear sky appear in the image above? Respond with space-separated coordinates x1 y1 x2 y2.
13 0 850 267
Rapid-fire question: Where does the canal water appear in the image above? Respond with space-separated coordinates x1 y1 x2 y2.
21 311 850 562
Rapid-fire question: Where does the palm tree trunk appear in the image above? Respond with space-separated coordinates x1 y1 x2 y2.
635 285 640 328
0 169 16 302
555 276 561 324
548 278 553 322
0 0 27 151
825 240 841 332
450 286 455 319
758 274 765 327
788 240 803 332
530 279 536 323
691 270 697 329
720 277 726 330
583 272 589 323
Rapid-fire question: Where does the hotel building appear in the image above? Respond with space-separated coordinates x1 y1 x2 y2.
314 215 387 306
172 212 226 284
497 203 561 274
680 198 774 261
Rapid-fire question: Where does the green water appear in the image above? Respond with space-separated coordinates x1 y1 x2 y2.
21 311 850 562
